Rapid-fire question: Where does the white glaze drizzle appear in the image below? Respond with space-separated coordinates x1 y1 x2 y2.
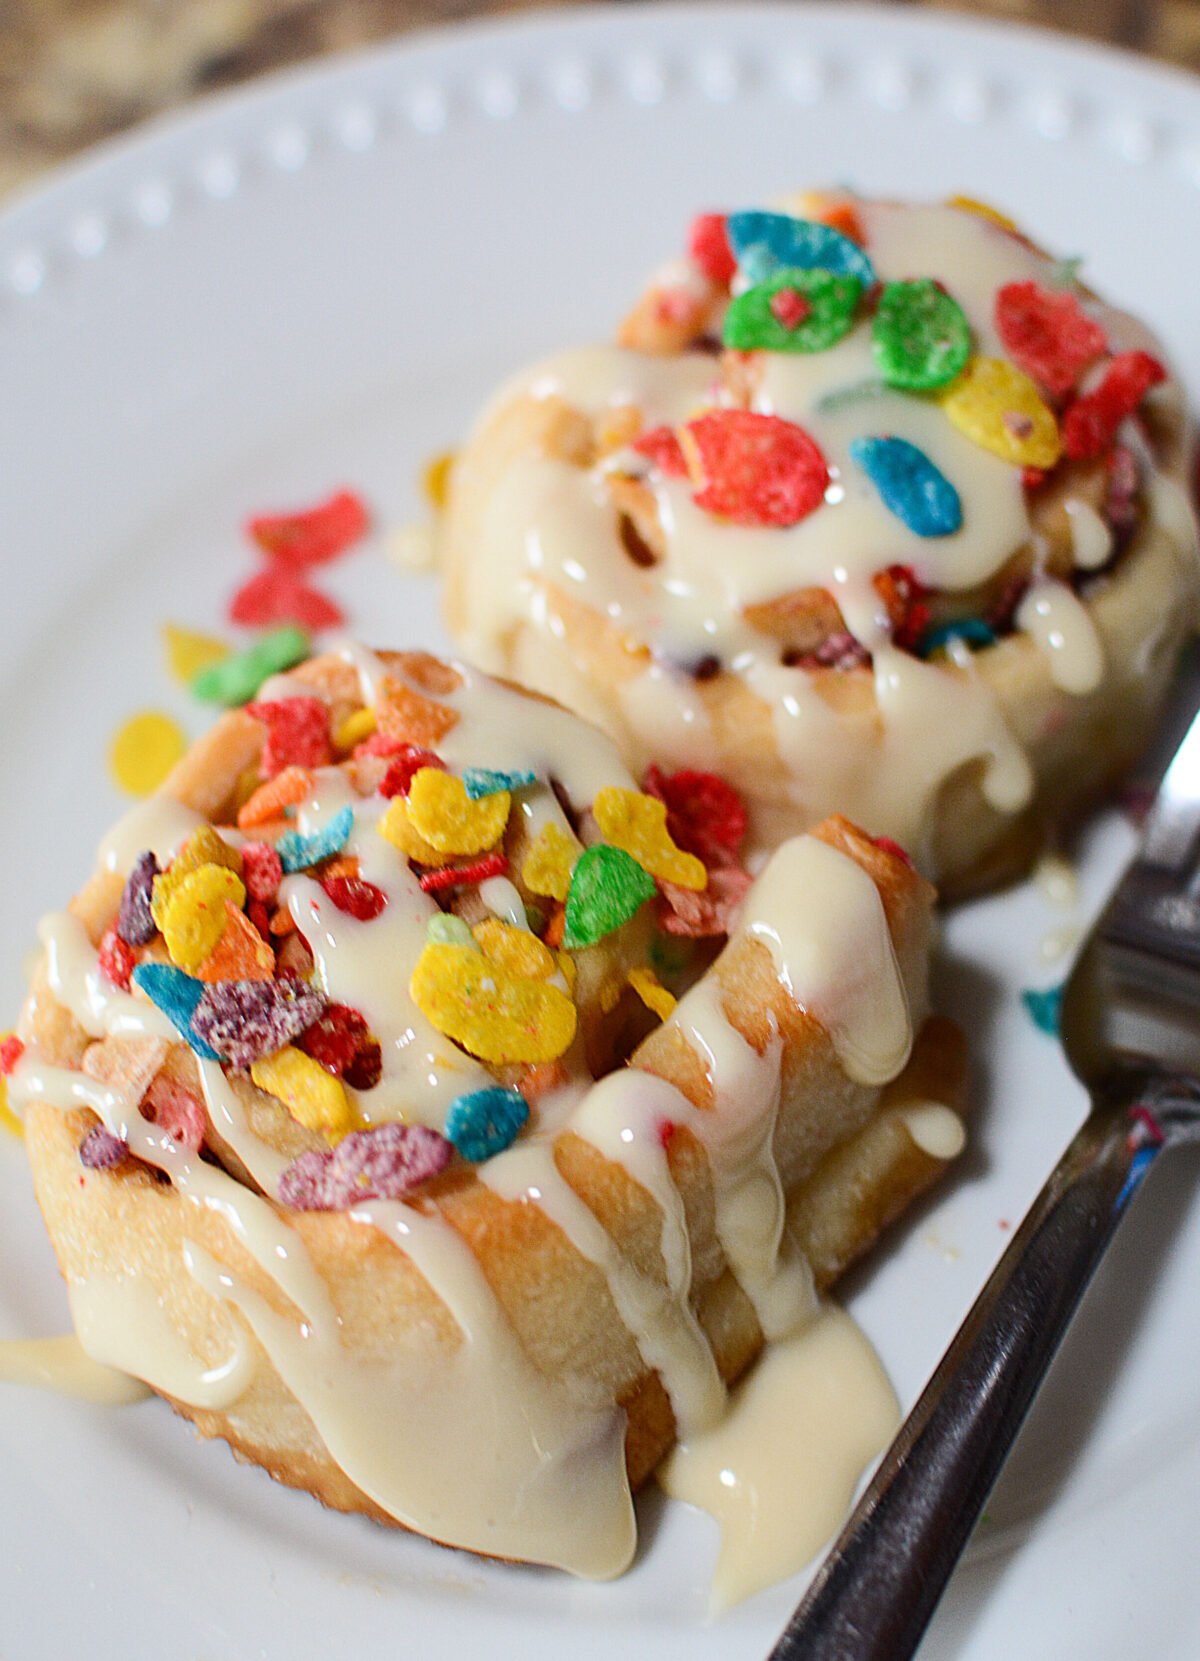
1015 578 1105 694
899 1101 967 1161
743 836 912 1086
38 912 176 1042
658 1303 899 1612
0 1335 151 1405
479 1136 726 1437
96 795 204 876
1064 497 1113 571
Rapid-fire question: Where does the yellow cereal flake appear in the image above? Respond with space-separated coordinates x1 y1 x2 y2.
940 356 1062 469
377 796 444 865
628 966 677 1022
151 825 244 928
945 194 1018 233
421 449 457 511
598 980 622 1015
108 711 189 798
593 787 707 891
410 943 577 1065
521 822 579 902
407 769 510 856
334 706 377 752
473 918 556 981
163 623 230 685
250 1046 353 1136
161 865 246 971
556 951 577 994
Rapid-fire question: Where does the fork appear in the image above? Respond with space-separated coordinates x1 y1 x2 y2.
768 700 1200 1661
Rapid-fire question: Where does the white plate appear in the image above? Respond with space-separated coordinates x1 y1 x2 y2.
1 5 1198 1656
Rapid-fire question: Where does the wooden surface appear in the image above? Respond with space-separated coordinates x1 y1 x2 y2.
3 0 1199 197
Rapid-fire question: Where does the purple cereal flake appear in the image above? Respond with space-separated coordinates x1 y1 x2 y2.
191 976 327 1071
330 1122 452 1203
277 1148 333 1211
116 850 159 947
79 1124 129 1170
277 1122 453 1212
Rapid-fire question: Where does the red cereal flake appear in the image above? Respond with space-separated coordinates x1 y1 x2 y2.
241 840 284 904
1062 350 1167 461
1022 466 1047 491
379 744 447 799
248 899 273 941
245 696 332 778
659 864 753 937
681 410 828 528
874 563 931 653
642 765 747 867
418 852 509 894
654 287 706 329
632 424 688 478
344 1038 382 1091
322 876 388 921
657 1117 676 1150
994 280 1108 396
355 731 408 760
144 1075 206 1151
0 1036 25 1076
97 929 135 991
297 1003 373 1082
872 834 915 869
687 212 737 287
229 567 345 631
246 489 369 568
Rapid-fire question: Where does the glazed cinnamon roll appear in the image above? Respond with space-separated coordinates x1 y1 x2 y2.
9 643 964 1575
441 194 1199 894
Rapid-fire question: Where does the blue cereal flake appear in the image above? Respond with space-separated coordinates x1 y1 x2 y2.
462 766 538 801
919 618 998 658
850 435 963 538
1022 984 1064 1037
726 210 876 289
445 1085 529 1163
276 805 354 874
131 962 222 1060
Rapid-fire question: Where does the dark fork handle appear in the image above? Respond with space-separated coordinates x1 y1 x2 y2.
768 1083 1167 1661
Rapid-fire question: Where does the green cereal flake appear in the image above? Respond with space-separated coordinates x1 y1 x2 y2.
191 625 311 706
724 268 862 355
872 278 972 391
563 845 656 950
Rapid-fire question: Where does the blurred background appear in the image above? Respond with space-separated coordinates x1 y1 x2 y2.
3 0 1198 198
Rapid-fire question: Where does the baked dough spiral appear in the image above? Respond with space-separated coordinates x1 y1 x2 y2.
442 194 1199 894
11 644 964 1575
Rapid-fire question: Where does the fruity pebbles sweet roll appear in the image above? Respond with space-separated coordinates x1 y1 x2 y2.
440 193 1200 895
8 643 965 1575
